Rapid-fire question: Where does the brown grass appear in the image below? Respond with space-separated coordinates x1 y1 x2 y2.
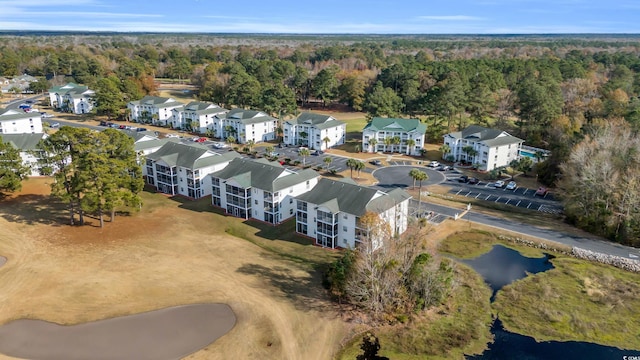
0 178 348 360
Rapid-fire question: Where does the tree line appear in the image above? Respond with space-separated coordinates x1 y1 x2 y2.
2 34 640 242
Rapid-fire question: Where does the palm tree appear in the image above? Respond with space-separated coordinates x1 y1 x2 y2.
299 131 308 146
534 150 546 163
413 170 428 212
299 148 310 167
439 144 451 160
462 145 474 164
406 138 416 155
346 158 359 178
276 126 284 143
392 136 401 153
409 168 420 189
467 148 478 165
265 145 275 157
383 137 393 152
322 136 331 150
355 160 365 178
246 139 255 152
226 135 236 146
323 156 332 170
368 138 378 153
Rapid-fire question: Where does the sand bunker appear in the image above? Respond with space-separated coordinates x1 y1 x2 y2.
0 303 235 360
0 256 5 267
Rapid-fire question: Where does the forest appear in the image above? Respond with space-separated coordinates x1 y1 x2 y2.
1 33 639 244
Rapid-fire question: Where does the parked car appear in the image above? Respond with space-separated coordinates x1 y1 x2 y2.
193 137 207 143
298 146 309 153
468 177 479 185
437 165 451 171
428 160 441 168
40 112 54 118
49 122 60 128
535 187 549 196
506 181 517 190
99 120 108 126
458 175 469 183
369 159 382 166
136 127 148 132
212 142 229 149
165 134 180 138
494 180 505 188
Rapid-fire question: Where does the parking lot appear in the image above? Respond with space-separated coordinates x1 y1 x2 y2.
444 173 562 215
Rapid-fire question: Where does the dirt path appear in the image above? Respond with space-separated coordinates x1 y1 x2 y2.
0 179 347 360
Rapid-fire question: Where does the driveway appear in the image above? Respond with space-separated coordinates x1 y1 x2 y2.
371 165 445 190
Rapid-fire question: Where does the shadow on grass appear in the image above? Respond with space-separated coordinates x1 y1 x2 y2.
236 262 336 313
0 194 68 226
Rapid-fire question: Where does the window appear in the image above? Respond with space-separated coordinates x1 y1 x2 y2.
290 209 293 215
290 198 293 204
343 214 348 219
343 226 347 232
255 200 258 205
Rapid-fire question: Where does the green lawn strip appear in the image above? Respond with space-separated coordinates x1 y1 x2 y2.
493 257 640 350
337 264 493 359
344 118 367 134
437 230 547 259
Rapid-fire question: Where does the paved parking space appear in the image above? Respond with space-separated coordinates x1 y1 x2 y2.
449 185 562 214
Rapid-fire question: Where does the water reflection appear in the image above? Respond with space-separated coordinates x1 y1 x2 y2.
468 318 640 360
461 244 553 301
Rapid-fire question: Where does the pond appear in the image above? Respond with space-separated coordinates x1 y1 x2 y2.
461 245 640 360
461 244 554 301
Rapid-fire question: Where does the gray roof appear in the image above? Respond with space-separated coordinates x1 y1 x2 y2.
183 101 227 114
286 112 345 130
363 117 427 133
295 178 410 216
119 129 159 142
134 138 175 152
0 133 45 150
449 125 523 146
211 157 318 192
146 141 236 169
0 108 39 121
225 108 276 125
130 96 183 108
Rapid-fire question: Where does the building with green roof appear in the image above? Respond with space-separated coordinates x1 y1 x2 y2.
48 82 94 114
295 178 411 249
362 117 427 156
443 125 524 171
283 112 346 150
211 157 320 224
127 96 184 126
144 141 241 198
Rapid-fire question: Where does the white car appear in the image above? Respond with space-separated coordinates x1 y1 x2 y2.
165 134 180 138
494 180 505 188
506 181 517 190
428 161 441 168
212 142 229 149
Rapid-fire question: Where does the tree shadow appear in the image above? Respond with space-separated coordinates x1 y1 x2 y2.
0 194 67 226
236 262 337 313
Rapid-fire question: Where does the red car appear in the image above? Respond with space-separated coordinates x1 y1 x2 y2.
194 137 207 143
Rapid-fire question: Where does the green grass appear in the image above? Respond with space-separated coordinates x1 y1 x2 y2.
439 230 640 351
438 230 547 259
337 264 493 359
493 258 640 350
344 117 368 134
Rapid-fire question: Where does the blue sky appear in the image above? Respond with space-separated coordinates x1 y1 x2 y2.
0 0 638 34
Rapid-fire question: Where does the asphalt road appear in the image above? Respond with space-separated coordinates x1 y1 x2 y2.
372 168 640 260
371 165 445 190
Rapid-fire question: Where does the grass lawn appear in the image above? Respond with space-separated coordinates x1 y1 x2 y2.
439 230 640 352
0 178 346 360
